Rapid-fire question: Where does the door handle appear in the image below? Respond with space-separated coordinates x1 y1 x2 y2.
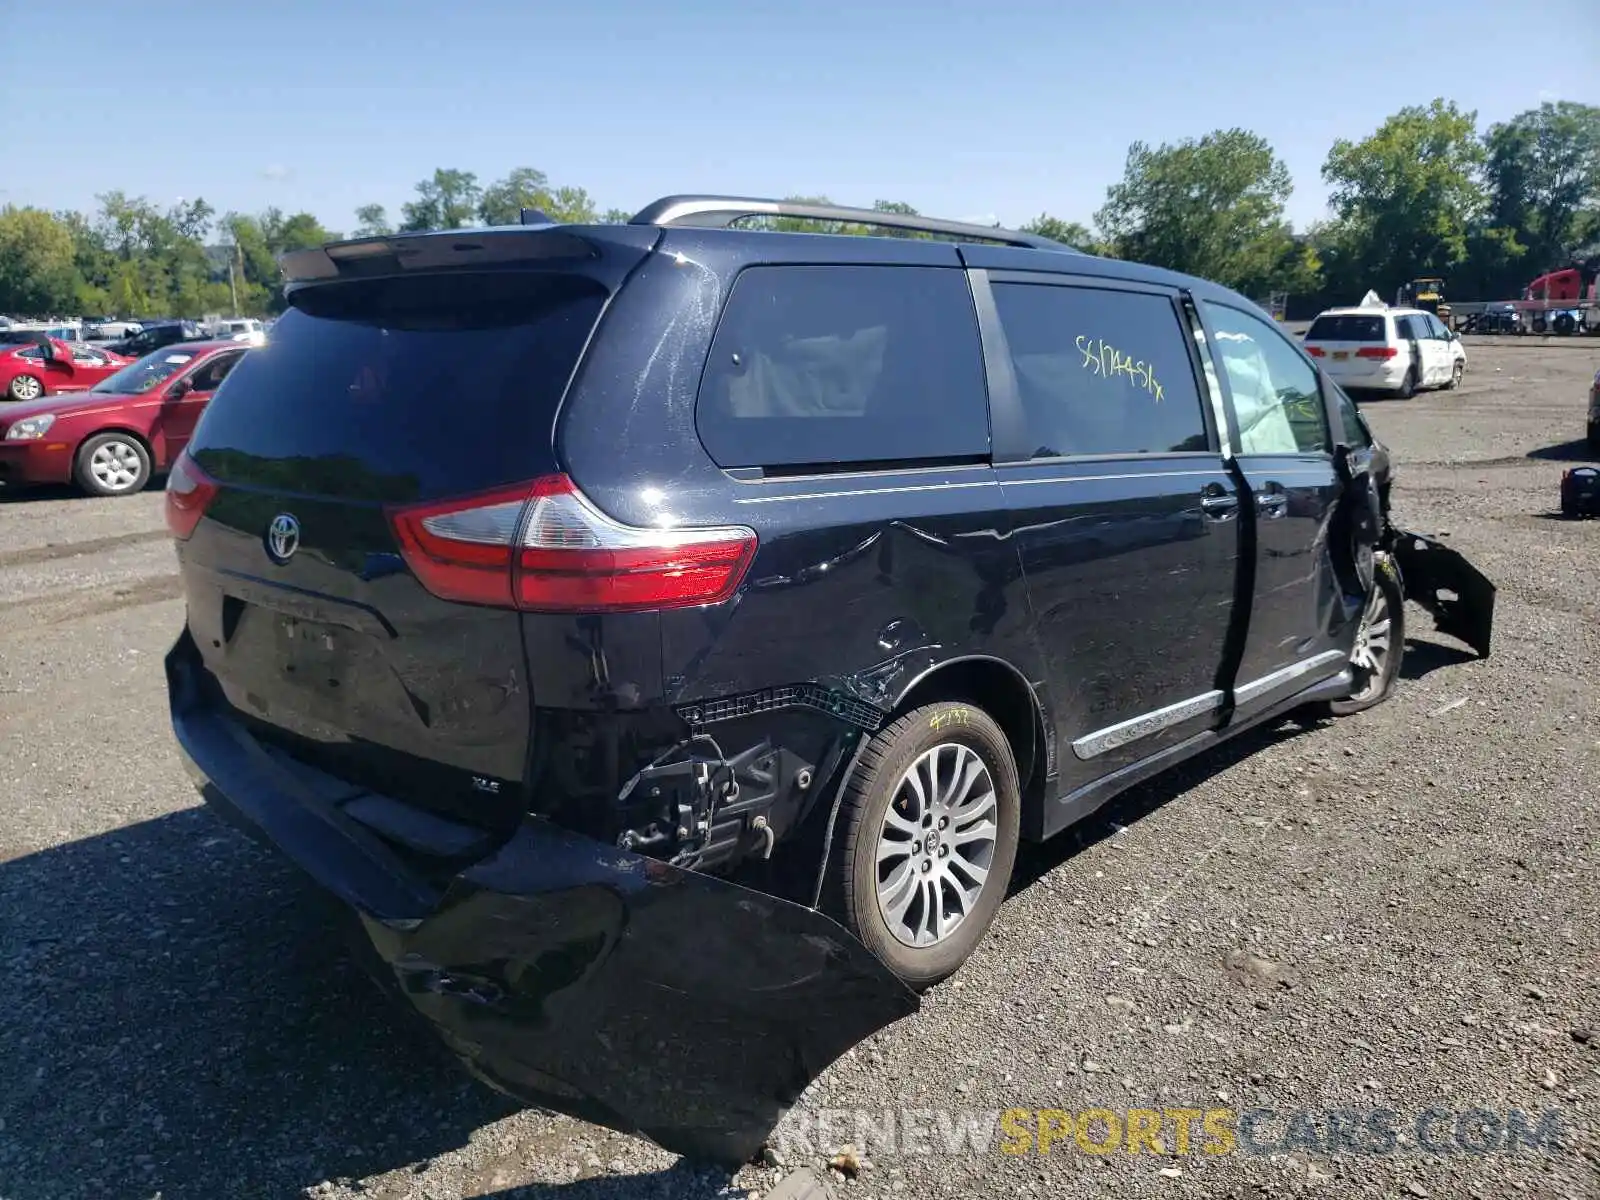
1200 485 1238 521
1257 491 1289 519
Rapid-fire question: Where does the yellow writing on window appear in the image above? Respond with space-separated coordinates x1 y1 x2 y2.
1075 335 1165 402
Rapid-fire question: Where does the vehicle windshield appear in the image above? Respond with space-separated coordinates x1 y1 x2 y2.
92 348 199 393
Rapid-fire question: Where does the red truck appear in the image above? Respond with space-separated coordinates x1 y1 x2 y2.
1518 254 1599 335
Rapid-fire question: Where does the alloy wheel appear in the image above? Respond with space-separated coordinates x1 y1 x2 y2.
875 743 999 948
10 375 41 401
1348 582 1394 702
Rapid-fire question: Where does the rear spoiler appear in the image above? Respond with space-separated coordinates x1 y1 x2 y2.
279 224 662 291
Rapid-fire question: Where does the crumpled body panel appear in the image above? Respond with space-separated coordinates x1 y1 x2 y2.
168 632 918 1168
357 822 918 1166
1388 527 1496 658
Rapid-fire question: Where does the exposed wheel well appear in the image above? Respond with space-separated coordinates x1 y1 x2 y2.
894 658 1048 816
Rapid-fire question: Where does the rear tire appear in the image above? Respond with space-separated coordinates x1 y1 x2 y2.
1322 559 1404 717
1395 367 1417 400
828 703 1021 990
7 374 43 402
74 433 151 496
1553 312 1576 337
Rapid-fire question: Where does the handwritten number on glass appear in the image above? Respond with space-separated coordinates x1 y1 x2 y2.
1075 335 1164 402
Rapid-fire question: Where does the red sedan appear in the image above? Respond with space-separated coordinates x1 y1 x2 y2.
0 334 132 401
0 342 249 496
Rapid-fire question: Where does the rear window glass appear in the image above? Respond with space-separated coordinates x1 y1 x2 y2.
189 272 605 502
696 265 989 469
990 283 1209 457
1306 314 1385 342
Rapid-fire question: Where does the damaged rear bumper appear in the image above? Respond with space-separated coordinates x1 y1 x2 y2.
1388 526 1496 658
165 632 917 1166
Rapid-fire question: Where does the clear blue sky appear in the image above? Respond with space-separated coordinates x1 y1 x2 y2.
11 0 1599 235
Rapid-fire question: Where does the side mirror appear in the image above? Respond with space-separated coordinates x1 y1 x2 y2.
1332 442 1364 486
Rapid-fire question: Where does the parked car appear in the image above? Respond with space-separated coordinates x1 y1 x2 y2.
0 341 248 494
0 334 132 401
108 319 206 358
1303 306 1466 398
85 318 143 340
160 197 1496 1165
205 317 267 345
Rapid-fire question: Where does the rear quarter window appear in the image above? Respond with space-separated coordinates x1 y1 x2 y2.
1306 314 1386 342
695 265 989 469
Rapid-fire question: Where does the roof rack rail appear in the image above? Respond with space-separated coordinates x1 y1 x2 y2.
628 195 1077 253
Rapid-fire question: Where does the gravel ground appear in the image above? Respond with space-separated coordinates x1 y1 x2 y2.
1 341 1597 1200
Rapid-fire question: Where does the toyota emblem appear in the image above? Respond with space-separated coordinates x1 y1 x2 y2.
266 513 300 564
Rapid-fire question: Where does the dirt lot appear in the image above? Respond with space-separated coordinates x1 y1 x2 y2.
1 341 1597 1200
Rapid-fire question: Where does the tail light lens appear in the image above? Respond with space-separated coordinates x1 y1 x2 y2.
165 452 220 540
1356 346 1399 359
1306 346 1325 357
388 475 758 613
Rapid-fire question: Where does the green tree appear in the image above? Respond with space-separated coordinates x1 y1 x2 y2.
756 196 932 238
78 192 222 316
767 195 843 235
55 209 115 311
1094 129 1298 295
108 261 150 317
1484 101 1600 276
169 198 215 242
265 209 337 254
1019 214 1096 251
600 207 633 224
400 169 482 232
160 199 218 315
0 207 80 315
219 209 334 314
94 191 158 261
850 199 929 238
353 203 393 238
1320 99 1487 298
478 168 598 225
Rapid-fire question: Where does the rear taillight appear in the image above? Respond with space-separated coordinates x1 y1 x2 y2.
1306 346 1325 357
1356 346 1398 359
388 475 758 613
165 452 219 540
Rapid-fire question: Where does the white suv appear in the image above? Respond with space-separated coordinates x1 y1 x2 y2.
1304 306 1466 398
206 317 267 346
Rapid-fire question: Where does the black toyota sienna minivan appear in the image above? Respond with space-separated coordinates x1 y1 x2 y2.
163 196 1494 1163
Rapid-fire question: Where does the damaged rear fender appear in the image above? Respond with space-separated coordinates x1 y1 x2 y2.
166 637 918 1171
